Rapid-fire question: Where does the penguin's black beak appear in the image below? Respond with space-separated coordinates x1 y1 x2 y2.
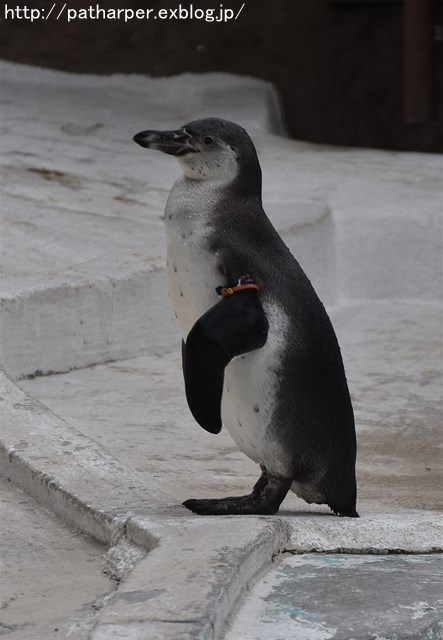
132 128 199 156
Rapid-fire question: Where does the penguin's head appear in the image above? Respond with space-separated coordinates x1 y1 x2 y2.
133 118 261 189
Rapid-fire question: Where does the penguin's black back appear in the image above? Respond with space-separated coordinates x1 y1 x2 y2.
210 193 358 517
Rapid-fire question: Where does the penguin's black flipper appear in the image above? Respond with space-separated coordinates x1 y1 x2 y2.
183 290 269 434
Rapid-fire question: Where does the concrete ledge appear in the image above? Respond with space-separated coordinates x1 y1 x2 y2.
94 517 291 640
259 138 443 302
1 199 332 380
286 513 443 554
1 268 177 381
0 370 163 544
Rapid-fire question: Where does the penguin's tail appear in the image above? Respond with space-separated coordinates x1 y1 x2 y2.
324 466 359 518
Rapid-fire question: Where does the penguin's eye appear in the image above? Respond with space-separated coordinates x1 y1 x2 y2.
202 136 215 145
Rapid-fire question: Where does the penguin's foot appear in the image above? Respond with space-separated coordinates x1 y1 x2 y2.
182 469 292 516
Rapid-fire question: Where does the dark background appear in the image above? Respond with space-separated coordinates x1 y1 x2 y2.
1 0 442 151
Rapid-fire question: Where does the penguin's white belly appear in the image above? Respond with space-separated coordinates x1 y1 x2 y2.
221 302 291 476
166 229 220 339
165 179 222 338
167 228 291 475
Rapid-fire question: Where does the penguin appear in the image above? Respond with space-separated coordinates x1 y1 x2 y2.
133 118 358 517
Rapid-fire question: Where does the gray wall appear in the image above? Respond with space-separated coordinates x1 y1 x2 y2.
1 0 442 151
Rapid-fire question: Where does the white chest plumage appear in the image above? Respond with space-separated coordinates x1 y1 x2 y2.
164 177 221 338
165 176 291 476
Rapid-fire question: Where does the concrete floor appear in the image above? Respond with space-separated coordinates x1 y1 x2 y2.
0 481 114 640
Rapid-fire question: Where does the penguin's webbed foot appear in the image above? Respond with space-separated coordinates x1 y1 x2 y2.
182 472 291 516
